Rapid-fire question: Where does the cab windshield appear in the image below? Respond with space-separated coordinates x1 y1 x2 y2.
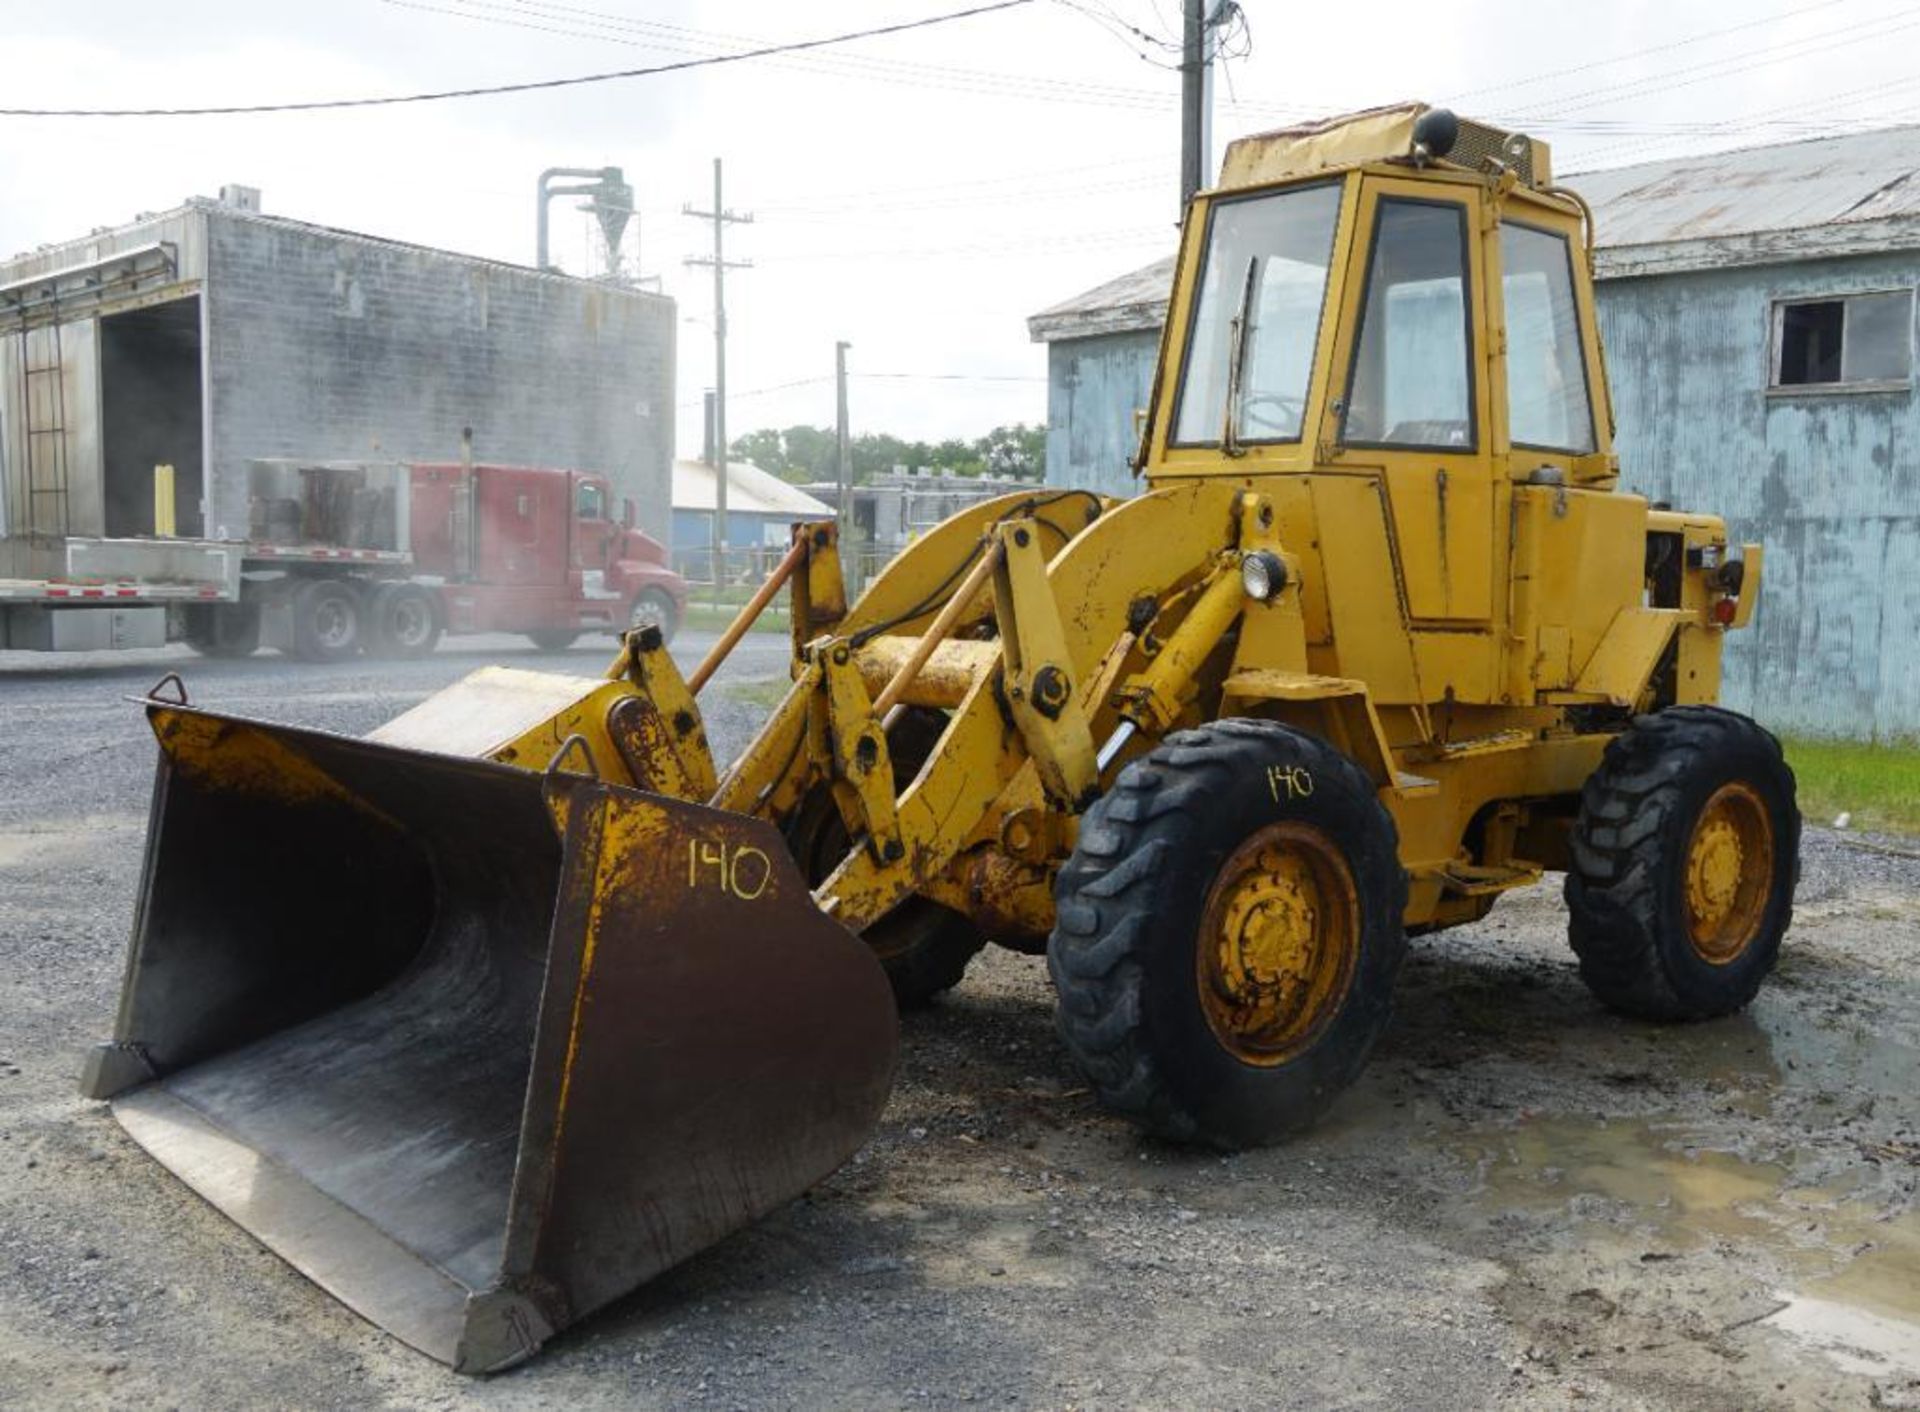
1172 182 1342 447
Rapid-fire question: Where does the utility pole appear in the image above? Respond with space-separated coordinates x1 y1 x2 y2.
835 341 852 532
683 158 752 592
1179 0 1215 214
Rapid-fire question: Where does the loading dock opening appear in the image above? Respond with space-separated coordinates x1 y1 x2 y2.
99 297 203 538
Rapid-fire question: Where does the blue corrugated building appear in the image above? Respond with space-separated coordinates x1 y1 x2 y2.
1028 125 1920 740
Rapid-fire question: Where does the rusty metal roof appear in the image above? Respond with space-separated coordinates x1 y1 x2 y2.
1027 254 1178 343
1577 123 1920 277
1031 123 1920 340
1576 123 1920 249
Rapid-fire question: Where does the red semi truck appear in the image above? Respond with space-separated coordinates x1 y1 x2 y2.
180 458 686 662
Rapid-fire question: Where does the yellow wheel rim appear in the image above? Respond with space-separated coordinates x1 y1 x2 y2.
1683 781 1775 965
1196 822 1360 1065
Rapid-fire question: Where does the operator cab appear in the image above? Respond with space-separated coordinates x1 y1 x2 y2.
1151 103 1613 489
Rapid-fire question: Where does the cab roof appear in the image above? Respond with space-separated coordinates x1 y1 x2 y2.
1216 102 1554 193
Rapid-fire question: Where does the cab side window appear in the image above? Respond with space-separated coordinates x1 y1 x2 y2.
1502 222 1596 454
576 482 606 520
1343 200 1475 450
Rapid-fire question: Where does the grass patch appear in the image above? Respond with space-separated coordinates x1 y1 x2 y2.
716 677 795 712
682 602 791 635
1780 735 1920 835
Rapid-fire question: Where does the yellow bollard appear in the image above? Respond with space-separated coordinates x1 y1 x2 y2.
153 464 176 538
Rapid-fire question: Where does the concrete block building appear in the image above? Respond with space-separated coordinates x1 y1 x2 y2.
0 186 675 584
1029 126 1920 739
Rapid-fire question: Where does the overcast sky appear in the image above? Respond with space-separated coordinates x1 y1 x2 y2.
6 0 1919 456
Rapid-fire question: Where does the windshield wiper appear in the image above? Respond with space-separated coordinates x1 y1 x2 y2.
1221 254 1260 457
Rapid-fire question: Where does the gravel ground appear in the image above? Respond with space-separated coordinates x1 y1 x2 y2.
2 634 1917 1410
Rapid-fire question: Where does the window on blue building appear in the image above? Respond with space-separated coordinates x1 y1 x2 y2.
1773 290 1913 389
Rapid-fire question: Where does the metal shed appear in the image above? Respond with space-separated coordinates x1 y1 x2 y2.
669 457 833 578
1028 124 1920 739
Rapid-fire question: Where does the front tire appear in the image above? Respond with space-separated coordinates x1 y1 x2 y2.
526 629 579 652
1049 719 1407 1148
628 587 680 645
1566 706 1798 1020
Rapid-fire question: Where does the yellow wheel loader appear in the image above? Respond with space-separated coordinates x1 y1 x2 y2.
84 103 1798 1371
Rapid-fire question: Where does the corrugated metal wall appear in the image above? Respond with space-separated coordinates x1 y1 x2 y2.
1043 330 1157 499
1598 253 1920 741
1042 254 1920 740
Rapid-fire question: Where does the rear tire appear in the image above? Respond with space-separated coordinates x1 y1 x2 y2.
784 706 987 1008
628 587 680 645
864 903 989 1010
526 629 579 652
1049 719 1406 1148
364 583 442 659
1566 706 1798 1020
288 579 361 663
181 602 260 658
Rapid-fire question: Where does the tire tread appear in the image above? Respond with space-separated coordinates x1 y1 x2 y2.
1048 719 1406 1147
1564 706 1797 1020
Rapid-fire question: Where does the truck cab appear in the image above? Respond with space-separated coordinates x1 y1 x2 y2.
410 462 686 648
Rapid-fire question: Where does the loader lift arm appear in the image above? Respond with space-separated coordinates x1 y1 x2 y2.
638 481 1300 937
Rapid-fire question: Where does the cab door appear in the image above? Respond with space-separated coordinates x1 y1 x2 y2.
570 476 617 572
1322 177 1495 629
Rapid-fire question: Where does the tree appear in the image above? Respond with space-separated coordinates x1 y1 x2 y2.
732 420 1051 485
974 423 1046 479
730 428 784 473
727 425 838 484
779 425 838 482
930 438 981 476
851 432 924 485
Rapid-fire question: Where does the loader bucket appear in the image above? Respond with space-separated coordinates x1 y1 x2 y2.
82 702 898 1373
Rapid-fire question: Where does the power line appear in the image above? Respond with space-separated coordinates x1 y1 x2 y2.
1563 70 1920 167
1445 0 1852 103
0 0 1035 117
762 224 1173 263
386 0 1230 115
676 370 1046 411
675 375 835 412
1051 0 1185 69
1499 4 1920 123
857 372 1048 383
765 172 1167 220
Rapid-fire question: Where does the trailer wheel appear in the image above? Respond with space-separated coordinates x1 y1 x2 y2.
784 706 987 1008
1566 706 1799 1020
181 602 261 659
526 629 579 652
628 588 680 645
1049 719 1407 1148
286 579 362 662
365 583 442 659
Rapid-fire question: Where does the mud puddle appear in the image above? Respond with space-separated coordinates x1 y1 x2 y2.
1439 998 1920 1392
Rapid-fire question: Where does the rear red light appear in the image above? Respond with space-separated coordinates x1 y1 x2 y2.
1711 597 1737 625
